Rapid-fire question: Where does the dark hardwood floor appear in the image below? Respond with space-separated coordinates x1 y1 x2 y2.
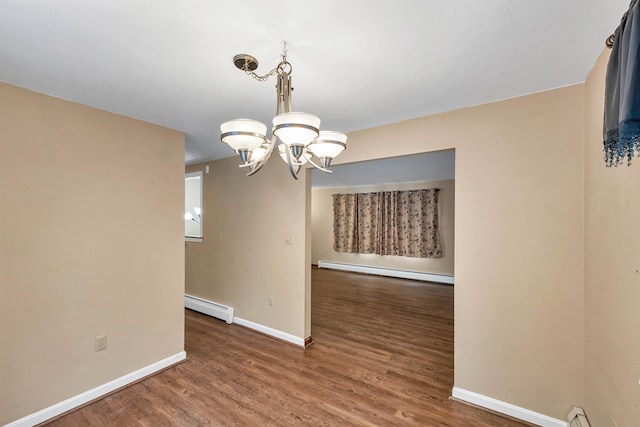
45 268 532 426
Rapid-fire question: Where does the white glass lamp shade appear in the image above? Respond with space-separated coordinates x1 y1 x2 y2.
193 207 201 216
278 144 308 165
185 212 195 221
250 146 268 163
307 131 347 159
272 112 320 146
220 119 267 152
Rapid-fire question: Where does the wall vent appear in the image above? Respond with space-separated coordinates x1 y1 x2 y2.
567 407 590 427
184 294 234 324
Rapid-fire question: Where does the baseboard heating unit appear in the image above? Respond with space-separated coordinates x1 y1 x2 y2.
184 294 234 324
317 261 454 285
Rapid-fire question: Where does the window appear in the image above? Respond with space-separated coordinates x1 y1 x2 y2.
185 171 203 241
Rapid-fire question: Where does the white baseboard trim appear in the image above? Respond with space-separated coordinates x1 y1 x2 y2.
451 387 567 427
233 316 305 347
317 260 454 285
5 351 187 427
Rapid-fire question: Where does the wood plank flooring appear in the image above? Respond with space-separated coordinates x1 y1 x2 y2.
44 268 532 426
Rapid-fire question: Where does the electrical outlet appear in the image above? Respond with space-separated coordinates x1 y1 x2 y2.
95 335 107 352
269 296 274 306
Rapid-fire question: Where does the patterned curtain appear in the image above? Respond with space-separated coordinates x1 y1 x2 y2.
332 193 358 252
356 192 381 254
332 189 442 258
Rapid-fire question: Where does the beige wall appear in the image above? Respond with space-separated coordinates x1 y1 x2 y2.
185 55 639 423
5 46 632 426
0 83 185 424
185 156 310 339
338 86 585 419
312 179 455 276
584 51 640 426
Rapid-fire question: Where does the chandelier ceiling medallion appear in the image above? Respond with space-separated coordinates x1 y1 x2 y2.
220 43 347 179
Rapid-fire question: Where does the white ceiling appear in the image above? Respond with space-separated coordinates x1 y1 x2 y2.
0 1 627 166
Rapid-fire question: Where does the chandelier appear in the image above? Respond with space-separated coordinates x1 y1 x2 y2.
220 44 347 179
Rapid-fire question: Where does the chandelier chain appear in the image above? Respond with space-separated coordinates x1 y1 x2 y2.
242 42 289 81
243 65 280 82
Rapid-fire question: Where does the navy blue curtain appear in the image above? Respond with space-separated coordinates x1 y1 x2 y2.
604 0 640 166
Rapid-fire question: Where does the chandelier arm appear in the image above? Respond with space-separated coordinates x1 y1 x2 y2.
284 144 299 180
246 134 278 176
303 153 333 174
246 158 265 176
246 161 264 176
